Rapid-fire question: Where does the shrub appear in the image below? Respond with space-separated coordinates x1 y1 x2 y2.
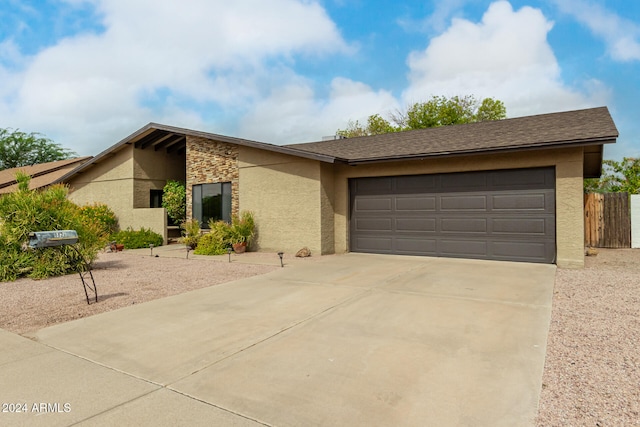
180 218 201 249
79 203 119 238
193 211 256 255
112 227 163 249
0 172 105 281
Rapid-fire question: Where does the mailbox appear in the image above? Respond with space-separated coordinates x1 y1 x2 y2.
27 229 97 304
29 230 79 249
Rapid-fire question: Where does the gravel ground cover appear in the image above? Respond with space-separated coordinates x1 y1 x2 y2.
1 247 638 425
0 250 278 335
536 248 640 426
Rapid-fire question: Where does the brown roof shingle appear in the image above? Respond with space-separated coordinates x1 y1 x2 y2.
285 106 618 164
0 157 92 194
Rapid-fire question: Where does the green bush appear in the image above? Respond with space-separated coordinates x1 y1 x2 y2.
0 172 105 281
194 220 232 255
193 211 256 255
180 218 201 249
112 227 163 249
79 203 119 238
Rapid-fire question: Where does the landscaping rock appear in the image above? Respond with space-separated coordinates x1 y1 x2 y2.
295 247 311 257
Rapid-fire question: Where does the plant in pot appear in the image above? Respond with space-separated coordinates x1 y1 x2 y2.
229 211 255 253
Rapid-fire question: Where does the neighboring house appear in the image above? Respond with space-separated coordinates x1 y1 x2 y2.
0 157 92 194
55 107 618 268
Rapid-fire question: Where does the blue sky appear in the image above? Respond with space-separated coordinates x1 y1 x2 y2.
1 0 639 159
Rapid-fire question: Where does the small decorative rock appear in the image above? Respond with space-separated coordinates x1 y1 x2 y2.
586 247 598 256
295 247 311 257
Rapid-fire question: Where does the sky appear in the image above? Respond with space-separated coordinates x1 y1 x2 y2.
1 0 639 160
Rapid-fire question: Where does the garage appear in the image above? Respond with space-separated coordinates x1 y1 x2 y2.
349 167 556 263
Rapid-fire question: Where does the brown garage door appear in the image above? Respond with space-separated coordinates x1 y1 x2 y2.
349 167 556 263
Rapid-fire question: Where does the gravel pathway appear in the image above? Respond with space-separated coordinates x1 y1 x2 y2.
536 249 640 426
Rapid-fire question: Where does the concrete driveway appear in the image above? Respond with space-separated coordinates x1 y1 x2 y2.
1 253 555 426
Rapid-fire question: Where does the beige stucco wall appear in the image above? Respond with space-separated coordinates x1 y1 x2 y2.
67 147 135 227
238 147 325 254
66 146 180 244
332 147 585 268
133 146 185 208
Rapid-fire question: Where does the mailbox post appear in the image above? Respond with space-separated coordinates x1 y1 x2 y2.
28 230 98 304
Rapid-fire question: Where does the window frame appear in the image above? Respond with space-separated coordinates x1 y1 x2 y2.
192 182 232 229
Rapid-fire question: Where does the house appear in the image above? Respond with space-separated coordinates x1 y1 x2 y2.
56 107 618 268
0 157 92 194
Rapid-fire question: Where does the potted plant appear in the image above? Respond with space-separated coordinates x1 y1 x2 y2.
229 211 255 253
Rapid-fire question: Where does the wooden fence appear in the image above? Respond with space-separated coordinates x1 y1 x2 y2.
584 192 631 248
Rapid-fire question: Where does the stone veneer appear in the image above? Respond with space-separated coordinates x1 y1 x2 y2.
186 136 239 221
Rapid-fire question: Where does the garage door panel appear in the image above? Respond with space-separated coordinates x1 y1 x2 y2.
396 218 436 232
353 237 393 252
491 241 552 261
355 197 392 212
350 167 556 264
492 218 549 235
355 218 393 231
395 238 437 254
395 175 437 192
441 195 487 211
395 196 436 211
490 168 553 189
441 172 487 189
492 193 549 211
440 239 488 256
353 177 392 193
441 218 487 233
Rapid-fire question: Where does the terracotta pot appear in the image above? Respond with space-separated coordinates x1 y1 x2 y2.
232 242 246 254
115 244 124 252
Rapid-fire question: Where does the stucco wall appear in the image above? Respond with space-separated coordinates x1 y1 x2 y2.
238 147 323 254
332 147 585 268
186 136 239 222
66 146 175 243
133 147 185 209
130 208 168 243
66 147 135 228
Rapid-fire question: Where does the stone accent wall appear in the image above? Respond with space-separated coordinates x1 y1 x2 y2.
186 136 239 221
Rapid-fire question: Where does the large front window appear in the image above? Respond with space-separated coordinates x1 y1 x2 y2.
192 182 231 228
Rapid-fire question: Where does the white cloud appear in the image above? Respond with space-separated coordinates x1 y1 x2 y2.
552 0 640 62
239 77 399 143
403 0 610 117
0 0 349 154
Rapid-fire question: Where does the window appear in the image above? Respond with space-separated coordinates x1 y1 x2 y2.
150 190 163 208
192 182 231 228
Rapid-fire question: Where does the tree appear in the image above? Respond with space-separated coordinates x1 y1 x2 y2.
584 157 640 194
0 128 77 170
337 95 507 138
162 180 186 224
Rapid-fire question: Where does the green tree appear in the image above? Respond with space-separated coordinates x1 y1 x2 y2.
162 180 186 224
584 157 640 194
337 95 507 137
0 128 77 170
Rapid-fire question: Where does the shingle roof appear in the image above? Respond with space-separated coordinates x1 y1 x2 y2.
285 107 618 164
0 157 92 194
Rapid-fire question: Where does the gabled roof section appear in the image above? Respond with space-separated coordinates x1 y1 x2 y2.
54 123 339 184
286 107 618 169
0 157 92 194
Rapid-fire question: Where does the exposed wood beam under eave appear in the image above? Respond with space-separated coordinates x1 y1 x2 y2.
155 134 184 151
167 137 187 154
